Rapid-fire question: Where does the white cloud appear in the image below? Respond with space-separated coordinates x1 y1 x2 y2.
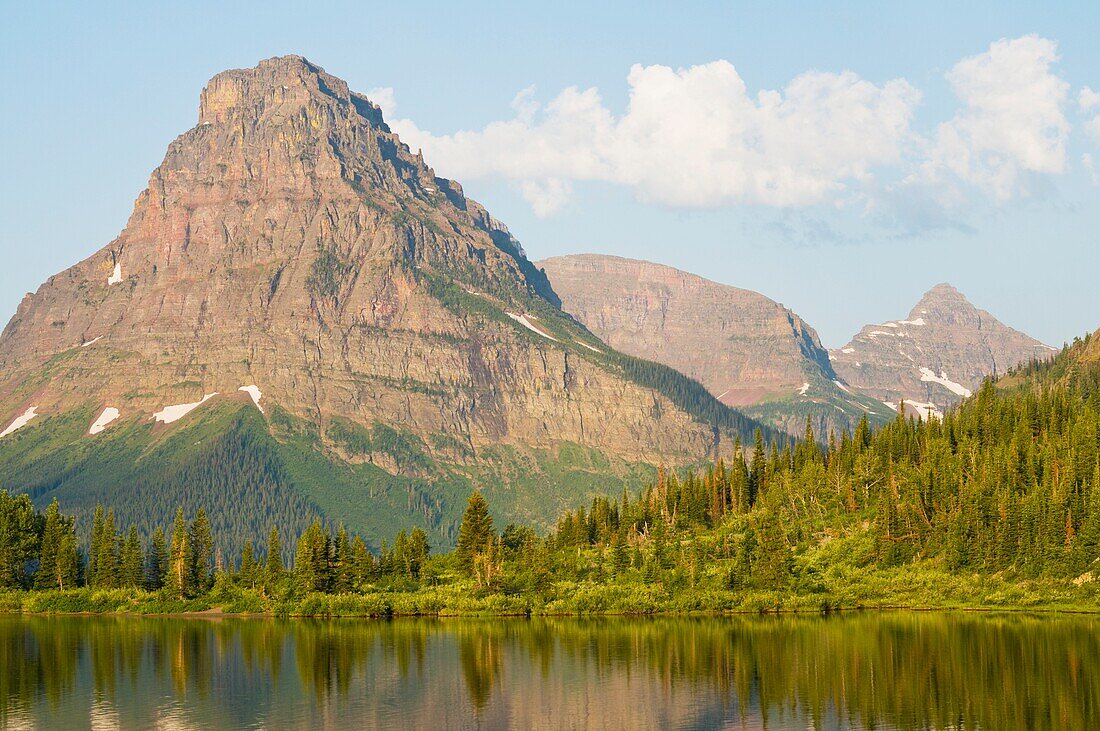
377 36 1082 219
1081 87 1100 148
919 35 1069 200
389 61 920 211
1085 153 1099 185
519 178 572 217
366 87 397 118
1081 87 1100 112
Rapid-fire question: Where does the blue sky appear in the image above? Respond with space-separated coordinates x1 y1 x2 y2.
1 1 1097 347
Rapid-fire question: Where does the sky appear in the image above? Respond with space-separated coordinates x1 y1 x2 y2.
1 1 1097 347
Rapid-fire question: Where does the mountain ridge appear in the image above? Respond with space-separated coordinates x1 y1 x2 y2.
538 253 895 438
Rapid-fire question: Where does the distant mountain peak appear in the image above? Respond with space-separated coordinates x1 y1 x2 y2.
831 283 1054 415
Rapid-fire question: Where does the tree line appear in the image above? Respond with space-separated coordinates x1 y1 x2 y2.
1 332 1097 601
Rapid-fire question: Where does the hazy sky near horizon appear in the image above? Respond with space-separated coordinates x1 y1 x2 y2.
1 1 1097 347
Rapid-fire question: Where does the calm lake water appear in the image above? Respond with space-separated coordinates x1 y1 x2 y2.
0 612 1096 730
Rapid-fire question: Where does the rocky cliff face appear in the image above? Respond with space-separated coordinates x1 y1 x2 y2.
829 283 1055 418
539 254 893 438
0 57 764 543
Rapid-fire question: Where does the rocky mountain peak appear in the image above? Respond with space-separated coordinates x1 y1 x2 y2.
0 57 759 545
908 283 985 326
830 284 1054 417
198 55 359 126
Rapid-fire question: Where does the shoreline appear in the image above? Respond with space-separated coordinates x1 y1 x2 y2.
4 603 1098 620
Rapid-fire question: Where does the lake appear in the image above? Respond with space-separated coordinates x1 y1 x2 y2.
0 612 1096 729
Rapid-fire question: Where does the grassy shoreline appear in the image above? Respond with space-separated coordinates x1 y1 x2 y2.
3 570 1098 619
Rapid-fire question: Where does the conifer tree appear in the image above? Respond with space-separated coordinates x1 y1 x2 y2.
166 508 189 599
34 499 64 590
120 525 144 589
54 530 79 591
91 509 120 589
294 520 329 592
350 535 373 587
265 526 283 584
188 509 214 595
87 505 105 588
240 540 257 588
146 527 168 590
331 528 352 592
456 491 494 574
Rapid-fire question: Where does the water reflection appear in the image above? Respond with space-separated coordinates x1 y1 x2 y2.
0 612 1096 729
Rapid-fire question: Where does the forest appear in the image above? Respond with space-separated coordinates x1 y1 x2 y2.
0 332 1097 616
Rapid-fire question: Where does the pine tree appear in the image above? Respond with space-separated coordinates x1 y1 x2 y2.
240 540 257 588
456 491 494 574
87 505 105 588
146 527 168 590
166 508 189 599
611 529 629 575
54 530 79 591
188 509 214 596
34 499 63 590
265 526 284 584
294 520 329 593
350 535 374 587
91 509 120 589
120 525 144 589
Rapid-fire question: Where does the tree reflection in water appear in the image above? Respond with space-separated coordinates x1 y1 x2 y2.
0 612 1096 729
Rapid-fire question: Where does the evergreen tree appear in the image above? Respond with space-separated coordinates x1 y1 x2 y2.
91 509 120 589
239 540 257 588
456 491 494 574
294 520 329 593
120 525 144 589
54 530 80 591
350 535 374 587
331 528 352 592
34 499 64 590
146 527 168 590
265 526 284 584
166 508 189 599
188 509 214 596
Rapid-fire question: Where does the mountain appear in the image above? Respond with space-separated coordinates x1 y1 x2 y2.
538 254 894 438
0 56 772 550
829 283 1056 418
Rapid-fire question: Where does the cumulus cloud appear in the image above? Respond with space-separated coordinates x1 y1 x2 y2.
918 35 1069 200
365 87 398 118
389 61 920 214
378 36 1083 218
1081 87 1100 149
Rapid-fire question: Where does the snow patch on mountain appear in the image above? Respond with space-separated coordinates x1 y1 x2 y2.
0 407 38 438
153 394 218 424
798 382 810 396
89 407 120 435
107 261 123 286
918 367 972 398
507 313 558 342
239 385 264 412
